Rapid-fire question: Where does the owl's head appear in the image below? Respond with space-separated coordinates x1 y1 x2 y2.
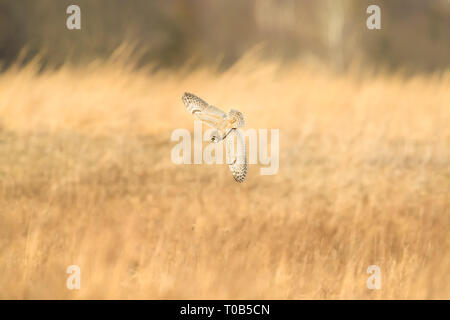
228 109 245 128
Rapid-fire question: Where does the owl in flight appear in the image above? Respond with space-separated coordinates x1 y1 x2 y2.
182 92 247 183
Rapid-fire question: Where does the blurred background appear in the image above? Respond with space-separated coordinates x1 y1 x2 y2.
1 0 450 73
0 1 449 299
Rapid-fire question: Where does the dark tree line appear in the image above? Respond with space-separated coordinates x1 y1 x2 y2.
0 0 449 73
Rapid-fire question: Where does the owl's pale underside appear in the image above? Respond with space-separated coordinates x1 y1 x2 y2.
182 92 247 183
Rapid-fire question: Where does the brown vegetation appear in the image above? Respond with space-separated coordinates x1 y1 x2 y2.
0 53 449 298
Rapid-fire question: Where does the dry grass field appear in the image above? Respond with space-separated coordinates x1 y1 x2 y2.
0 51 449 299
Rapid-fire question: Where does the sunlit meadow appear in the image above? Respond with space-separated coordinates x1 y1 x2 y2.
0 50 449 299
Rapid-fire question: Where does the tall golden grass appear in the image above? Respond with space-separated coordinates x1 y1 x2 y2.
0 51 449 299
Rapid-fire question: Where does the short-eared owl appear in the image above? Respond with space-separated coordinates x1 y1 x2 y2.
182 92 247 183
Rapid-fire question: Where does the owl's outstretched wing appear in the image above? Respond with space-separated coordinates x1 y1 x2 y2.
182 92 227 128
226 129 247 183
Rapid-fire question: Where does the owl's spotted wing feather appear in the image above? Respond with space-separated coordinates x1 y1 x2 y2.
226 129 247 183
182 92 226 128
182 92 209 113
